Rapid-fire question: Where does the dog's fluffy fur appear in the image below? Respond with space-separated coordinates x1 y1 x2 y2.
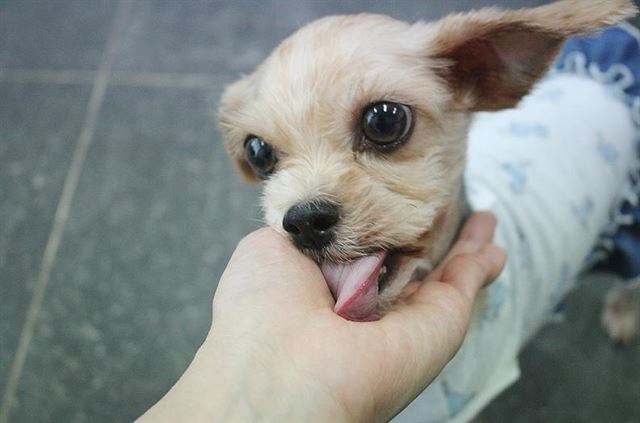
218 0 637 316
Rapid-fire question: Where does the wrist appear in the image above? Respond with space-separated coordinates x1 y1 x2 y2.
139 331 354 422
199 333 354 422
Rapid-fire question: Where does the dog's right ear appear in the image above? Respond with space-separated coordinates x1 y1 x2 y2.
217 76 261 183
424 0 637 111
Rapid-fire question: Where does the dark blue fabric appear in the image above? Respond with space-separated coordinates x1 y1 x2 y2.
555 25 640 279
558 26 640 100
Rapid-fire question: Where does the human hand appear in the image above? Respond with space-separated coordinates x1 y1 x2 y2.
139 212 505 422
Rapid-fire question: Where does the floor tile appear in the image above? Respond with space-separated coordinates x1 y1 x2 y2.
0 0 117 70
8 83 261 423
110 0 550 75
0 82 92 404
110 0 311 74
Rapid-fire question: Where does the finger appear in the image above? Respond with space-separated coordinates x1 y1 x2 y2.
458 211 497 243
387 236 504 327
402 246 505 303
369 215 504 411
378 280 478 399
479 244 507 288
400 281 421 298
425 211 497 282
440 244 507 301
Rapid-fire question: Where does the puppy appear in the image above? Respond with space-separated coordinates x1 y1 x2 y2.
218 0 640 419
218 0 637 324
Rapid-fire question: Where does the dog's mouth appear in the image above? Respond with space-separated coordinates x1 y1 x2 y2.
321 250 400 321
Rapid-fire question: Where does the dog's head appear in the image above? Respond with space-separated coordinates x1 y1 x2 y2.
218 0 636 320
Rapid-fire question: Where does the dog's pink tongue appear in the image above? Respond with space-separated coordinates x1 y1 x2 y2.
321 253 386 322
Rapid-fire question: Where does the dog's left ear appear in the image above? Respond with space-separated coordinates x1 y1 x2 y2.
427 0 637 111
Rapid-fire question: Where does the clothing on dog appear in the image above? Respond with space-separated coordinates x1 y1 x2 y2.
394 24 640 423
556 23 640 279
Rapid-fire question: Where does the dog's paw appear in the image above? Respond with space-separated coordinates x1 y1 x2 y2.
601 283 640 345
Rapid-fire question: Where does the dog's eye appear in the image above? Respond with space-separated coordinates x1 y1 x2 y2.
245 136 277 179
361 102 413 151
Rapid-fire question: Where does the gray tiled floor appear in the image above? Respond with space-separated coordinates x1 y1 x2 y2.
10 84 260 422
0 0 118 70
0 1 638 422
0 82 92 405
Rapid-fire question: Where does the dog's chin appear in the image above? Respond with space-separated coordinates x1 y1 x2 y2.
317 248 428 322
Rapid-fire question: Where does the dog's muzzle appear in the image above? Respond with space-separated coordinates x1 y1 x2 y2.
282 200 339 250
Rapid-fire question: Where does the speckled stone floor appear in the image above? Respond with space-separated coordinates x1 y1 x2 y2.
1 1 638 422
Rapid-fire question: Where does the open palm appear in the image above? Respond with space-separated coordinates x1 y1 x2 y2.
140 212 504 422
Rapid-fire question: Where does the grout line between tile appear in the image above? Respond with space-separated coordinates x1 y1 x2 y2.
0 1 133 420
0 69 97 85
110 70 232 88
0 69 232 89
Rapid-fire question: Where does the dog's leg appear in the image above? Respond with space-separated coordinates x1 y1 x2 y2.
602 279 640 344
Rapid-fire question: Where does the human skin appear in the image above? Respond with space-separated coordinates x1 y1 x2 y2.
138 212 505 423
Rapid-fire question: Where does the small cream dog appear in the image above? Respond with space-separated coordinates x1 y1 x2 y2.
218 0 637 327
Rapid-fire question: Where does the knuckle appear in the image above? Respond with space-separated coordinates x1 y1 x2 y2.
480 211 497 227
456 252 488 275
453 239 483 255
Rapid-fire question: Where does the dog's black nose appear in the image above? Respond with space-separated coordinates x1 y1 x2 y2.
282 201 339 250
